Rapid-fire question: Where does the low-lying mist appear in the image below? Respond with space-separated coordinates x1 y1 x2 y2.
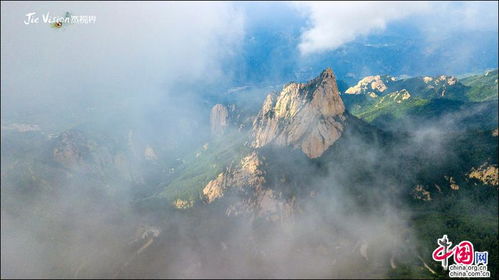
2 1 498 279
2 106 476 278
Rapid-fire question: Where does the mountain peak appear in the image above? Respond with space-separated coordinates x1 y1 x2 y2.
252 68 346 158
320 67 334 79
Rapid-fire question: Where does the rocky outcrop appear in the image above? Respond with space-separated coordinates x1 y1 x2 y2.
202 152 265 203
468 163 498 186
210 104 229 136
370 89 411 106
412 185 431 201
345 75 396 95
253 68 346 158
444 176 460 190
201 152 294 221
422 75 457 86
203 173 228 203
437 75 457 86
346 74 463 100
174 199 194 209
201 68 350 219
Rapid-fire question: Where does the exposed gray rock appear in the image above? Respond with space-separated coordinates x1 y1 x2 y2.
253 68 346 158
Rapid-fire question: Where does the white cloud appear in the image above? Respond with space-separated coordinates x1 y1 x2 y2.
296 1 498 56
1 2 244 120
296 1 430 55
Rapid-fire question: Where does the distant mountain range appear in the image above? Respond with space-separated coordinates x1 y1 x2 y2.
341 69 498 131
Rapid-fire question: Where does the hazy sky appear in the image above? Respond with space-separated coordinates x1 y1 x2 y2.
1 1 498 127
296 1 498 55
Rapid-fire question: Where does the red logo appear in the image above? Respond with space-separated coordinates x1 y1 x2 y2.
432 235 474 270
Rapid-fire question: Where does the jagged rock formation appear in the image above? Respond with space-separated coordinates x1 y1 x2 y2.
210 104 229 136
468 163 499 186
202 152 266 202
421 75 457 87
345 75 396 95
253 68 346 158
196 69 349 219
345 73 464 100
201 151 295 221
342 72 482 128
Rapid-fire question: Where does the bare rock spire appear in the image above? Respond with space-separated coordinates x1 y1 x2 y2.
252 68 346 158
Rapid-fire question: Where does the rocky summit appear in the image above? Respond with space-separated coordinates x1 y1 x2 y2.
199 68 350 219
252 68 346 158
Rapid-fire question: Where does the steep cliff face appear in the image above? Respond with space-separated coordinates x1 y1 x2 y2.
202 152 265 203
194 69 349 219
210 104 229 136
201 151 295 221
253 68 346 158
168 69 394 219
